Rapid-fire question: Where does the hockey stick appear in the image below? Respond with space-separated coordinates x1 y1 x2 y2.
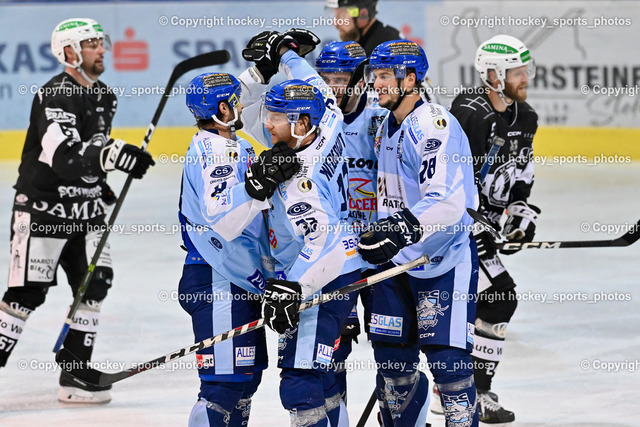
468 208 640 250
356 389 378 427
55 255 430 387
479 135 505 183
52 50 231 353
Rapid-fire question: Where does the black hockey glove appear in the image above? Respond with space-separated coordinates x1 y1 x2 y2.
472 223 498 259
243 31 300 84
263 279 302 334
100 139 155 179
340 314 361 344
358 208 423 265
500 201 541 255
283 28 321 57
244 141 301 201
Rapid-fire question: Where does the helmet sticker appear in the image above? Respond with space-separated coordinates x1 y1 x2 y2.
284 85 316 101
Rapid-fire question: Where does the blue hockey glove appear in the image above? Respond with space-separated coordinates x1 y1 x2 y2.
263 279 302 334
357 208 423 265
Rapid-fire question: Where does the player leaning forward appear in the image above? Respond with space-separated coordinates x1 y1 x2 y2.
0 19 154 403
357 40 480 426
178 72 299 426
241 30 365 426
443 35 539 424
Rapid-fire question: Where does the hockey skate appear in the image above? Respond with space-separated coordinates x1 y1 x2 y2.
58 370 112 404
477 391 514 424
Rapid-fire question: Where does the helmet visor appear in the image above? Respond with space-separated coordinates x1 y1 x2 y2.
80 35 112 51
505 60 536 82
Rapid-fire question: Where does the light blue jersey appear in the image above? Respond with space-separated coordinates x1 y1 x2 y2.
375 100 478 278
179 129 274 294
343 95 388 233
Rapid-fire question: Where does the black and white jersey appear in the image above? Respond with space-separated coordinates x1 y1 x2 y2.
13 72 117 223
450 90 538 227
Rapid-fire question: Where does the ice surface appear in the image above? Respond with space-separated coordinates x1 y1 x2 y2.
0 160 639 426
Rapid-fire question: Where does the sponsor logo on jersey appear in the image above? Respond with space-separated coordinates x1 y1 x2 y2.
247 269 266 291
45 108 76 125
287 202 312 216
210 165 233 178
210 237 223 250
196 354 214 368
417 291 450 330
225 149 239 161
370 314 403 336
425 192 441 198
368 115 385 136
467 322 475 344
315 343 333 365
424 138 442 152
15 194 28 205
408 114 424 143
235 346 256 366
430 256 443 263
433 117 447 130
268 228 277 249
31 199 105 221
297 179 313 193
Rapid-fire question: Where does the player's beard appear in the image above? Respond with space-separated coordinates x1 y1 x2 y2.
339 25 359 42
233 118 244 130
503 81 527 103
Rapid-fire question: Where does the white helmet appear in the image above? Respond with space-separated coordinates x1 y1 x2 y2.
474 35 535 93
51 18 111 69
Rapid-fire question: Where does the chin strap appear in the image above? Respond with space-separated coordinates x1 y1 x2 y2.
289 124 317 150
212 106 239 140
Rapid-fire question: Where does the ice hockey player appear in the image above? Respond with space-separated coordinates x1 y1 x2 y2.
314 40 388 405
0 18 154 403
357 40 479 427
326 0 402 55
241 30 364 426
444 34 539 424
178 72 300 426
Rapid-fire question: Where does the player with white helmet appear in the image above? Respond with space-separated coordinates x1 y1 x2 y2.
0 18 153 404
441 34 540 424
357 40 479 427
178 72 299 426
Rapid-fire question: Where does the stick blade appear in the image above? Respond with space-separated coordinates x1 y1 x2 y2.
56 348 103 387
619 220 640 246
171 50 230 82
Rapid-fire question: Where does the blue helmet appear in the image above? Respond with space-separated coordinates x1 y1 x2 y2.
186 72 241 120
263 79 326 127
367 40 429 82
316 41 366 74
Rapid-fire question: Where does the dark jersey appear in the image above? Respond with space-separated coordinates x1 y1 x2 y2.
450 90 538 227
359 20 402 56
13 72 117 223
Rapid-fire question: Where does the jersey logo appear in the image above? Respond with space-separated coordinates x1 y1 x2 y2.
417 290 450 330
45 108 76 125
210 165 233 178
287 202 312 216
424 139 442 152
297 179 313 193
433 117 447 130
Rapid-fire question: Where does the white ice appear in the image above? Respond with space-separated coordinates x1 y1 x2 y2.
0 159 639 426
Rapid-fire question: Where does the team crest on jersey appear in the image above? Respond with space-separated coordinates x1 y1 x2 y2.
433 117 447 130
277 328 297 351
297 179 313 193
442 393 474 426
417 290 450 330
368 115 385 136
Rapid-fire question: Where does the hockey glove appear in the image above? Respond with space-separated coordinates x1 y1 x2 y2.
100 139 155 179
283 28 321 57
500 201 541 255
242 31 300 84
472 222 498 259
340 313 361 344
357 208 423 265
263 279 302 334
244 141 301 201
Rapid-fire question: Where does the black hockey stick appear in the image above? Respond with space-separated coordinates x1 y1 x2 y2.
53 50 231 353
55 255 429 387
339 58 368 112
356 389 378 427
468 208 640 250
